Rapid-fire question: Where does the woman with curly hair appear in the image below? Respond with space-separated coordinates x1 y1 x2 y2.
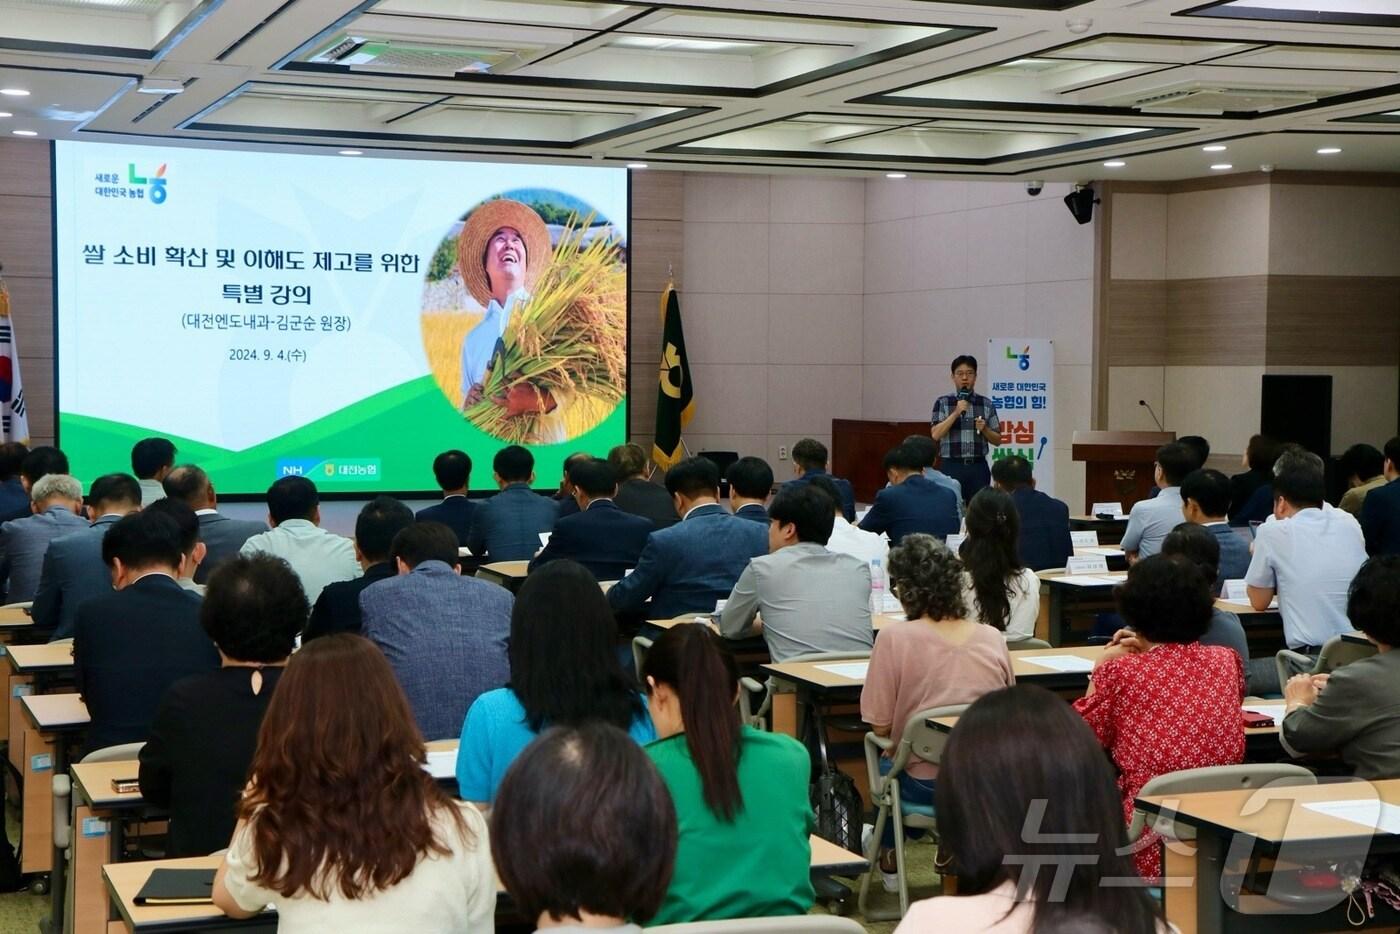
860 533 1014 889
212 634 495 932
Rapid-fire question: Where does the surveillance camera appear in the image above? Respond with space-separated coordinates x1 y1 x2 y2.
1260 163 1275 173
1025 180 1045 197
1066 17 1093 34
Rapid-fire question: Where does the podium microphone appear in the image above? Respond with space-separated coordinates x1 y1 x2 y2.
1138 399 1164 432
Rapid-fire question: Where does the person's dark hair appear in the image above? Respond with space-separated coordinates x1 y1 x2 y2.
266 476 318 524
1180 468 1232 519
1245 434 1280 473
144 497 200 555
509 560 646 732
1114 554 1212 644
431 450 472 492
202 555 308 662
959 488 1022 632
568 457 617 499
101 509 184 570
1154 442 1195 487
901 434 938 469
0 442 28 480
1348 556 1400 647
806 474 844 515
950 354 978 374
1161 522 1221 584
1385 437 1400 470
1272 448 1326 508
87 473 142 511
239 634 469 899
355 496 415 564
883 444 922 475
665 456 720 499
131 437 176 479
1178 435 1211 471
607 443 649 480
991 455 1034 490
493 445 534 483
492 722 676 925
20 446 68 487
768 485 835 545
725 456 773 500
390 521 460 569
790 438 828 472
937 686 1162 934
561 451 592 479
888 533 966 621
161 464 211 506
642 625 743 820
1339 444 1384 484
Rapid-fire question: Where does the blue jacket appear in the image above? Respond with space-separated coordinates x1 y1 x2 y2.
0 477 29 523
607 503 769 619
195 512 268 584
734 503 769 524
466 483 559 561
1208 522 1253 589
1010 487 1074 571
784 470 856 522
415 496 476 547
31 514 122 640
858 474 959 545
1362 478 1400 557
530 500 653 581
0 506 90 603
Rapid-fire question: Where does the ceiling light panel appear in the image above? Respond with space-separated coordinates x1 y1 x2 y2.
0 0 213 55
1185 0 1400 27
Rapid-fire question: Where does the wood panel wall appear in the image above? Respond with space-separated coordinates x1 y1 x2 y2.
0 139 55 446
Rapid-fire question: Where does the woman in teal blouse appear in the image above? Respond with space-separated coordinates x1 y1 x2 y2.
641 625 814 925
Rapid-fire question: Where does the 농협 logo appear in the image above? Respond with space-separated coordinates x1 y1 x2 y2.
127 163 168 204
1005 344 1031 371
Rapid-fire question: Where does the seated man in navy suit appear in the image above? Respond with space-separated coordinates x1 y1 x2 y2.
1181 468 1252 590
415 450 476 547
552 451 592 522
0 442 30 523
783 438 856 522
467 446 559 561
607 456 768 620
530 458 652 581
726 456 772 523
990 455 1073 571
859 444 959 545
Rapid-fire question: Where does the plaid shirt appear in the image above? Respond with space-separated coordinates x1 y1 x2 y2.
931 391 1000 460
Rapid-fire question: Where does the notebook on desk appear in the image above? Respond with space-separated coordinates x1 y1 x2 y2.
134 868 216 905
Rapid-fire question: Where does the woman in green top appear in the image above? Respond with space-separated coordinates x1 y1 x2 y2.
641 625 815 925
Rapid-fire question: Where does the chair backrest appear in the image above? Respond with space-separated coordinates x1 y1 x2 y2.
81 741 145 764
1131 763 1315 842
899 704 971 772
632 635 654 679
1008 636 1051 650
1316 634 1377 674
787 651 873 664
652 916 865 933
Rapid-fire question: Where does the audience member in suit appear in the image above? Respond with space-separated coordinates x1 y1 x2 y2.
17 445 68 497
990 455 1073 572
1121 442 1195 561
140 554 305 857
162 465 267 584
607 456 768 620
609 442 679 530
31 473 141 641
726 455 772 523
529 458 652 581
858 444 960 545
304 496 413 641
0 473 88 604
783 438 856 522
239 476 359 603
1282 556 1400 779
132 436 175 507
552 451 591 521
491 721 676 931
414 449 476 547
1339 443 1387 517
74 510 220 756
1180 468 1252 590
811 475 887 566
1229 434 1279 525
146 498 209 594
720 485 872 661
212 634 494 931
902 434 964 520
1362 436 1400 557
466 445 559 561
456 560 654 805
361 521 511 740
0 442 30 523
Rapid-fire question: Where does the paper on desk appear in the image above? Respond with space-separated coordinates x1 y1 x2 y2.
1070 530 1100 547
1020 655 1095 673
1057 575 1122 587
815 661 869 680
1066 554 1110 575
945 533 966 552
1242 703 1286 722
1078 546 1125 557
424 749 456 780
879 593 904 614
1302 800 1400 835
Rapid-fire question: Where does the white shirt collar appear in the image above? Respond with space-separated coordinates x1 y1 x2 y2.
195 508 218 516
683 502 717 520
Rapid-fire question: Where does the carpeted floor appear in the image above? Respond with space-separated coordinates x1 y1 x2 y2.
1 798 47 934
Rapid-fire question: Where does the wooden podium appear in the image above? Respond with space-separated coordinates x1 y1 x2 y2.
832 418 931 503
1071 430 1175 514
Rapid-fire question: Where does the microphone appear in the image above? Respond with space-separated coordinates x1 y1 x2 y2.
1138 399 1164 432
957 387 971 424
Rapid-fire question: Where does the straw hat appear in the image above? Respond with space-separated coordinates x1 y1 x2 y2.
457 199 552 308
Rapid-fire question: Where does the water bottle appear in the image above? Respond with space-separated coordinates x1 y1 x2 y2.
869 558 886 617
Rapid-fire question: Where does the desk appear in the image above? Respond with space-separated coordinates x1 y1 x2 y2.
928 698 1282 738
1136 778 1400 933
71 759 150 934
474 561 530 592
1037 568 1127 646
7 641 76 771
22 693 90 929
1069 514 1129 546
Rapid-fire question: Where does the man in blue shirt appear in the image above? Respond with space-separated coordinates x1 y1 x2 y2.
1180 468 1252 590
929 354 1002 503
1121 442 1195 561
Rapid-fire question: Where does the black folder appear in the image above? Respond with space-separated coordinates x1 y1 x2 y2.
133 868 216 906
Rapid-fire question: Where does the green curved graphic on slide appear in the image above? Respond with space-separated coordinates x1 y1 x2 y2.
59 376 627 495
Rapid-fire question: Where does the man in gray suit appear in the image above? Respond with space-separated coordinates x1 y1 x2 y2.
162 465 267 584
0 473 88 604
31 473 142 641
467 446 558 561
362 521 512 740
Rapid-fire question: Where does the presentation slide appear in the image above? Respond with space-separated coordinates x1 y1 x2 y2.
53 141 629 495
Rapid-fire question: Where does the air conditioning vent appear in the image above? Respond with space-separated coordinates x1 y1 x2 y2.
309 34 532 75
